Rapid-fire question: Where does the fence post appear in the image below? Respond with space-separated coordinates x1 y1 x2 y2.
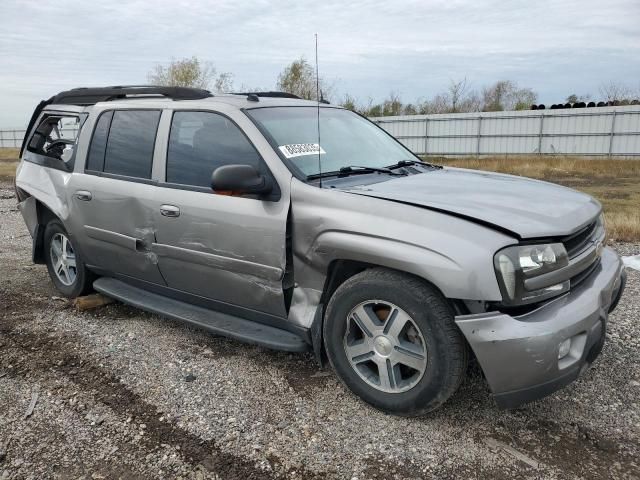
13 130 17 149
608 110 617 158
476 116 482 157
424 118 429 156
538 113 544 155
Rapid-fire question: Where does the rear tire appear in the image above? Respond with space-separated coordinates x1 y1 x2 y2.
323 268 467 416
44 220 94 298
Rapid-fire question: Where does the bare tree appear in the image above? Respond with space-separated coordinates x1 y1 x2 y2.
214 72 234 93
413 79 482 114
482 80 512 111
512 87 537 110
448 78 469 113
382 92 403 116
340 93 359 112
148 57 232 92
403 103 418 115
276 57 332 101
459 90 483 112
564 93 592 105
482 80 537 111
599 81 633 102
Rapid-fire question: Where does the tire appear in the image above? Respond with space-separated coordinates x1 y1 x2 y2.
323 268 467 416
43 219 94 298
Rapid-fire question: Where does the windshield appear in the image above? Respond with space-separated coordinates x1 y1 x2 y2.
246 107 415 177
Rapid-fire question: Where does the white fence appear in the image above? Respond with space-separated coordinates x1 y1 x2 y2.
0 129 25 148
0 128 78 148
3 105 640 156
371 105 640 157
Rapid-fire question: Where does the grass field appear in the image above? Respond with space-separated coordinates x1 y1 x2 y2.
429 156 640 242
0 148 18 178
1 148 638 241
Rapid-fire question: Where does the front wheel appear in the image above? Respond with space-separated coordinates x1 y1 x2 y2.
44 220 94 298
323 268 467 416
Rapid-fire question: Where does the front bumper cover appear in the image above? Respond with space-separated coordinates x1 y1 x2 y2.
455 247 626 409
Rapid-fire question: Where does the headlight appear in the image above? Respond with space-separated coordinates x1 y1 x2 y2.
494 243 569 305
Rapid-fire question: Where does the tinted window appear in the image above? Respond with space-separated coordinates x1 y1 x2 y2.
103 110 160 179
86 111 113 171
166 111 262 187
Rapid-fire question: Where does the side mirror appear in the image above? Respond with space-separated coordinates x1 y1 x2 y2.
211 164 272 196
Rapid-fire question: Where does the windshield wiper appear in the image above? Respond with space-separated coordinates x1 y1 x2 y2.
339 165 405 175
386 159 443 170
307 165 405 181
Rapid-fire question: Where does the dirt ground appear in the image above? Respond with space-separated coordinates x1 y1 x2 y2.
0 180 639 480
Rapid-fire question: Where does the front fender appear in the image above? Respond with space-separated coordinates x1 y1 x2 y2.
311 230 465 295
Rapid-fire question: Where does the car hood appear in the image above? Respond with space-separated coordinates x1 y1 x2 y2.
342 167 601 239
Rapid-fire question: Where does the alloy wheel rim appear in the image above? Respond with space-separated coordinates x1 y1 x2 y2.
50 233 77 286
343 300 428 393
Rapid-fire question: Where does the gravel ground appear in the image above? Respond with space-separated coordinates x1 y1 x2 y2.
0 181 639 480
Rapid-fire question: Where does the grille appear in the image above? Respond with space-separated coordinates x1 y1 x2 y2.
570 256 601 288
563 219 599 257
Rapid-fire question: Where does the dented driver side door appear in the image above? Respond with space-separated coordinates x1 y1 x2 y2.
151 109 289 317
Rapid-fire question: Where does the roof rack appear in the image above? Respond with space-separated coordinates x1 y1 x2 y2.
19 86 212 157
230 91 301 100
49 85 213 106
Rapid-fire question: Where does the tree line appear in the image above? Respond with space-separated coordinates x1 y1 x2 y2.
148 57 640 116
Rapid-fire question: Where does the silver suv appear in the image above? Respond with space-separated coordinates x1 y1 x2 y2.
15 86 627 415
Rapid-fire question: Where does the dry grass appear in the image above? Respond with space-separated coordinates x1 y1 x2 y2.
427 155 640 242
0 148 18 180
0 148 19 162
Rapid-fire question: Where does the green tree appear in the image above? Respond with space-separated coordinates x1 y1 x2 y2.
148 57 232 92
566 94 579 104
276 57 332 100
340 94 358 112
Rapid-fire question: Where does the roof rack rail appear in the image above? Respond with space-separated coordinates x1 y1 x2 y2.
19 86 212 157
49 85 213 106
230 91 301 100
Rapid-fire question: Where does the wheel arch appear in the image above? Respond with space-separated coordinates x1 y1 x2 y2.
18 194 65 264
311 258 461 367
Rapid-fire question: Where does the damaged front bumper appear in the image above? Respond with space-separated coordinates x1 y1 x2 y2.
455 247 626 409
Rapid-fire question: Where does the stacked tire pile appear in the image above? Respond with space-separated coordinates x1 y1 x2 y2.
531 99 640 110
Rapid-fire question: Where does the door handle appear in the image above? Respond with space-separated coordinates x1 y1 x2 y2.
75 190 92 201
160 204 180 217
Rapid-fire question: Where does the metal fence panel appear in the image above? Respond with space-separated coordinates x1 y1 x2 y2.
372 106 640 157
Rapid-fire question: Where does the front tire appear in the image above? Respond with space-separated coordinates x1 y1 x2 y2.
44 220 94 298
323 268 467 416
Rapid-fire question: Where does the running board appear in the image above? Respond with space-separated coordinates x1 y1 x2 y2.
93 277 309 352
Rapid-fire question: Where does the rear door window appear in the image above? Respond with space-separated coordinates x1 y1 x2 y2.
86 109 160 179
86 111 113 172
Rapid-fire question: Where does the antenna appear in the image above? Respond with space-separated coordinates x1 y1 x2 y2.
315 33 323 188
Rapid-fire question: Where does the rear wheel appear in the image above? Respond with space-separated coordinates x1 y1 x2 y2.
323 268 467 415
44 220 94 298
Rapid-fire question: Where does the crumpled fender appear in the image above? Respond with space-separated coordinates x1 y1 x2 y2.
310 230 461 293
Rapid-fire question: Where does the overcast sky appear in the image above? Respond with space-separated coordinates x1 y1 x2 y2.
1 0 639 128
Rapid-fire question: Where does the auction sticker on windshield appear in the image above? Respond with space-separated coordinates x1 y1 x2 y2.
279 143 326 159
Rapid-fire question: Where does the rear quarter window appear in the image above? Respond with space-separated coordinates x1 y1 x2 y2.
27 114 81 161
